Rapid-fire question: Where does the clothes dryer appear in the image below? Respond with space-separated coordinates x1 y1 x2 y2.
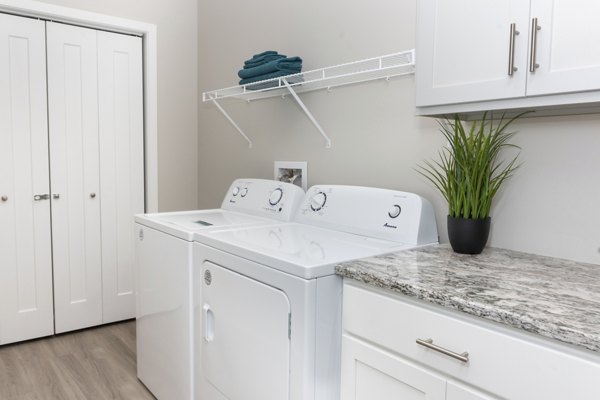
192 185 438 400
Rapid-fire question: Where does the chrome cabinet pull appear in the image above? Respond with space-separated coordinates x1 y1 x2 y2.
529 17 541 72
52 194 60 199
33 194 50 201
508 23 520 76
416 338 469 363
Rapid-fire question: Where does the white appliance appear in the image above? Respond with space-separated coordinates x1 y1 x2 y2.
193 185 438 400
134 179 305 400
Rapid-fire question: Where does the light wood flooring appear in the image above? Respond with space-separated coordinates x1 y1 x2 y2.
0 321 155 400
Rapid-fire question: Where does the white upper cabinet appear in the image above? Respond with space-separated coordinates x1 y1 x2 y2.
527 0 600 96
416 0 530 106
416 0 600 114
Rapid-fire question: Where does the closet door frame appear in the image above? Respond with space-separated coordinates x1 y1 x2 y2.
0 0 158 213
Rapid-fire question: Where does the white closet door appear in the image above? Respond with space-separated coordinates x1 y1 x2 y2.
98 31 144 323
0 13 54 345
46 22 103 333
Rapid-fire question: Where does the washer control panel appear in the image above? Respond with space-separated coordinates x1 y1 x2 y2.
222 179 305 222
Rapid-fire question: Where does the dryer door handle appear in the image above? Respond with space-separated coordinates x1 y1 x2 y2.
203 304 215 342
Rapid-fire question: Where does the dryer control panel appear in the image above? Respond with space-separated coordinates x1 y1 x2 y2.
295 185 438 245
221 179 305 222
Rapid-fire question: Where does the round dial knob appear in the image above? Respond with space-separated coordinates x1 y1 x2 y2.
310 191 327 211
269 188 284 206
240 187 248 197
388 204 402 219
232 186 240 196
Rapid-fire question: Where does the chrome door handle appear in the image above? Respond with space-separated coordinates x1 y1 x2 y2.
416 338 469 363
90 192 96 199
508 23 520 76
53 194 60 199
1 195 7 202
529 17 541 72
33 194 50 201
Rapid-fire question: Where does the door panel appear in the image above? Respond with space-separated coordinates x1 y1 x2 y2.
341 335 446 400
527 0 600 95
46 21 102 333
416 0 530 106
98 31 144 324
202 262 291 400
0 13 54 345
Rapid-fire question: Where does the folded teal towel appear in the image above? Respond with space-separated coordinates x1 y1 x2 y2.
244 51 286 66
239 69 302 86
244 54 286 69
241 73 304 90
238 57 302 79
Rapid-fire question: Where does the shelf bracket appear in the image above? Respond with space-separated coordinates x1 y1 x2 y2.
282 78 331 148
209 95 253 148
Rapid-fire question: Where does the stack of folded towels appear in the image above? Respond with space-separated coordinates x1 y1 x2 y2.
238 51 303 89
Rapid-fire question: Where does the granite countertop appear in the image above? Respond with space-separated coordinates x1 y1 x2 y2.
336 244 600 353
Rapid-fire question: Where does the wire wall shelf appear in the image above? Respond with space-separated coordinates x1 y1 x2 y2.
202 50 415 148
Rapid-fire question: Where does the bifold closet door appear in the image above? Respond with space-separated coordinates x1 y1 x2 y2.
98 31 144 324
0 13 54 345
46 22 103 333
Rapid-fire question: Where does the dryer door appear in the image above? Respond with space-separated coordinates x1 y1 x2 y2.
201 261 291 400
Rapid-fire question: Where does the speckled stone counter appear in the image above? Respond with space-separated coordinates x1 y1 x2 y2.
336 244 600 353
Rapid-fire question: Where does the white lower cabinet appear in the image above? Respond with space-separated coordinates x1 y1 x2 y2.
0 13 144 343
342 335 446 400
341 281 600 400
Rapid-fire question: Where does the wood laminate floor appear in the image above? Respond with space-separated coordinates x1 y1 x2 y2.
0 321 155 400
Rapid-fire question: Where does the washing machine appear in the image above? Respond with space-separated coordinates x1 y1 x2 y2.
192 185 439 400
134 179 304 400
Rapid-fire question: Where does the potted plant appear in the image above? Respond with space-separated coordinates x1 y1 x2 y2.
417 112 524 254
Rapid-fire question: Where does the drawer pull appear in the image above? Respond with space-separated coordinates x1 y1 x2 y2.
416 338 469 363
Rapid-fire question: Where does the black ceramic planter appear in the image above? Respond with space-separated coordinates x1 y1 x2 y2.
447 215 491 255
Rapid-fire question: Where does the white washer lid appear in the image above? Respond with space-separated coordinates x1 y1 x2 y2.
194 223 414 279
135 209 276 241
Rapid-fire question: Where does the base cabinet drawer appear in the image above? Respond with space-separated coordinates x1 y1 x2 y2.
343 281 600 400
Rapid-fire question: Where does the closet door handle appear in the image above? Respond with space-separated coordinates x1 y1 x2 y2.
416 338 469 363
508 23 520 76
53 194 60 199
1 195 7 202
90 192 96 199
33 194 50 201
529 17 541 72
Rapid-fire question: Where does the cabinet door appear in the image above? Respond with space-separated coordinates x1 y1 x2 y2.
447 381 499 400
527 0 600 96
341 335 446 400
46 22 103 333
98 31 144 324
416 0 530 106
0 14 54 345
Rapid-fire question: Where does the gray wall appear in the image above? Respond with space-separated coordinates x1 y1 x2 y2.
40 0 199 212
198 0 600 265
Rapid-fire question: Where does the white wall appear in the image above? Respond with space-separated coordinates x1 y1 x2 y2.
39 0 199 212
198 0 600 265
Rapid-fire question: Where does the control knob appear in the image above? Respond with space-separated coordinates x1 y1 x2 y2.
310 191 327 211
269 188 284 206
232 186 240 196
388 205 402 219
240 187 248 197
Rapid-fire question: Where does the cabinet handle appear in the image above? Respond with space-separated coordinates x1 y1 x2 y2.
529 17 541 72
33 194 50 201
416 338 469 363
90 192 96 199
508 23 520 76
1 195 7 202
